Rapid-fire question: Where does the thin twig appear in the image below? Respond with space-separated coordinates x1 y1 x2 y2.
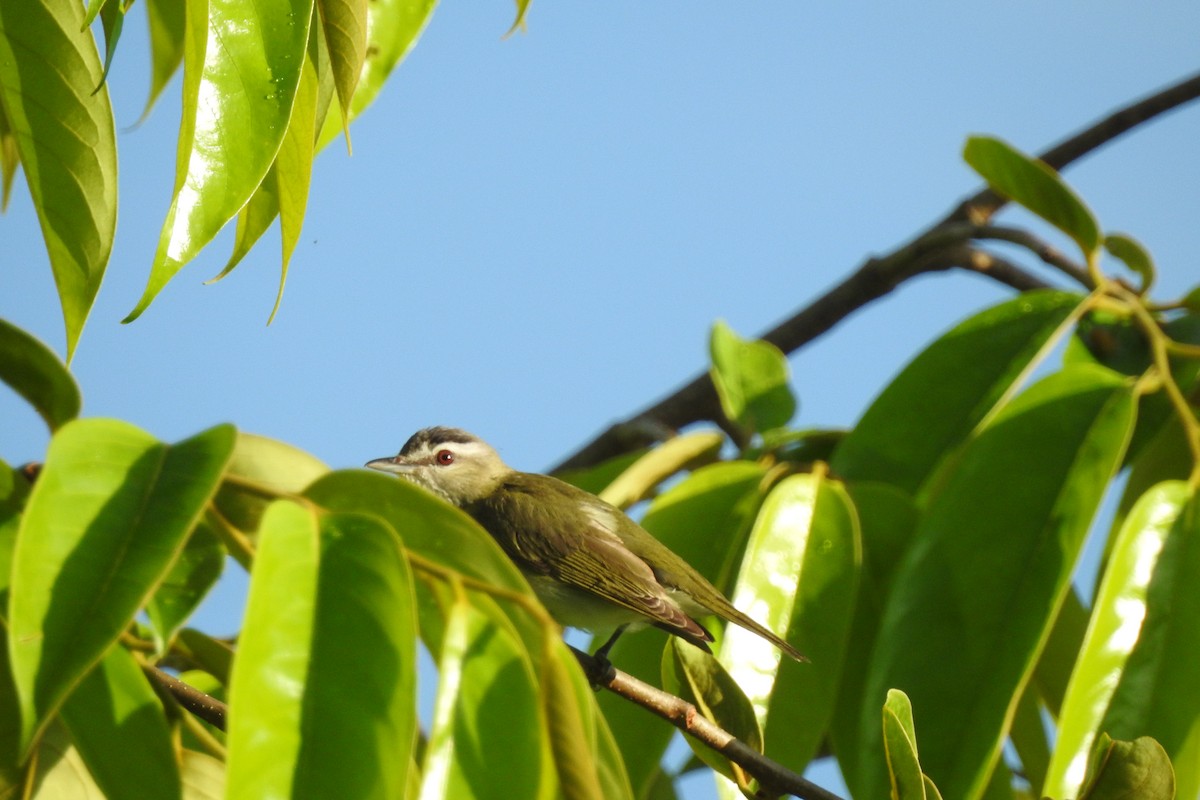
570 646 844 800
142 664 228 731
551 71 1200 472
965 224 1093 288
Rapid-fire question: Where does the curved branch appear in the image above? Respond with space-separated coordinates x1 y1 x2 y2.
571 647 845 800
551 70 1200 472
143 664 228 731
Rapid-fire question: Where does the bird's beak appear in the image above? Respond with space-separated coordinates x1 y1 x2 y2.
365 456 412 474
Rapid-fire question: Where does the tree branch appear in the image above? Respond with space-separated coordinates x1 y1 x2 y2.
571 647 844 800
142 664 228 731
551 70 1200 472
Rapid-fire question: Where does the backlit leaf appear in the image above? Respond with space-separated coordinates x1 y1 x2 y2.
709 319 796 437
0 317 81 431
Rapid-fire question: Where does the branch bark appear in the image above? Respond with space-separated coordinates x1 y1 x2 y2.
551 70 1200 473
143 664 228 731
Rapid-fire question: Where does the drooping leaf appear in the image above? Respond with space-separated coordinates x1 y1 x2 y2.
0 317 81 431
709 319 796 437
141 0 186 118
225 501 418 799
125 0 314 321
832 290 1084 500
1044 481 1188 799
1077 734 1174 800
95 0 126 91
316 0 438 148
963 135 1101 257
8 420 235 752
1008 686 1049 795
145 521 226 654
598 431 724 510
1100 492 1200 799
0 0 116 360
1104 233 1155 294
720 471 860 771
60 645 181 800
856 366 1135 799
316 0 368 144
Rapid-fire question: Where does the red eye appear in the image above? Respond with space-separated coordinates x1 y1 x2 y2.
436 449 455 465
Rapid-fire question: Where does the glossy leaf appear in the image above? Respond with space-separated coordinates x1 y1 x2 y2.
1104 233 1155 294
419 599 543 800
0 317 81 431
541 640 605 800
663 639 762 786
8 420 234 752
316 0 438 148
145 520 226 654
1044 481 1187 799
60 645 180 800
709 319 796 436
0 0 116 359
1100 492 1200 798
882 690 927 800
963 135 1101 256
598 431 724 510
317 0 368 140
141 0 186 118
1078 734 1174 800
125 0 313 321
856 366 1135 799
226 501 418 799
832 290 1083 499
721 471 860 770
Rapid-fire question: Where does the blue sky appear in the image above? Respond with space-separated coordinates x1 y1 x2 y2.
3 3 1199 796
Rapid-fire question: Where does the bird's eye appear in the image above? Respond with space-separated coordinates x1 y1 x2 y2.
435 449 455 466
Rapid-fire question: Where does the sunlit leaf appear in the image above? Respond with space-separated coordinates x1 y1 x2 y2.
181 750 225 800
963 135 1101 257
60 645 180 800
540 639 605 800
96 0 126 91
141 0 185 118
0 0 116 359
709 319 796 437
1104 233 1155 295
22 722 106 799
0 317 81 431
856 366 1135 799
8 420 234 752
1078 734 1174 800
125 0 314 321
598 431 724 510
316 0 367 144
1044 481 1187 799
145 521 226 654
832 290 1083 500
882 690 927 800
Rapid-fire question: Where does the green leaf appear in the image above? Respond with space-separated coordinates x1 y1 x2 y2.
0 317 81 431
144 521 225 654
181 750 226 799
0 473 24 791
316 0 367 144
598 431 724 510
832 290 1084 500
125 0 314 322
60 645 180 800
540 640 606 800
96 0 126 91
1078 734 1174 800
1103 233 1155 294
1008 687 1049 795
0 97 18 210
418 599 544 799
709 319 796 437
1100 491 1200 798
555 448 648 496
882 690 927 800
1033 588 1090 718
21 721 106 799
0 0 116 360
8 420 235 752
1044 481 1188 799
721 471 860 770
963 135 1101 257
226 501 418 799
175 628 234 685
662 639 762 786
857 365 1136 799
141 0 186 118
316 0 438 148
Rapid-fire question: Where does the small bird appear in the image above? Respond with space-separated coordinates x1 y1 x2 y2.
367 426 806 663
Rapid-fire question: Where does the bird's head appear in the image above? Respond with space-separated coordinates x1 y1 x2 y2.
366 426 510 505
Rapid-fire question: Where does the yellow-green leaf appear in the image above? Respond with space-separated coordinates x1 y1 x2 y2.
142 0 185 118
316 0 367 145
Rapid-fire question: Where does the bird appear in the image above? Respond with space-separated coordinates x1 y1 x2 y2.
366 426 806 664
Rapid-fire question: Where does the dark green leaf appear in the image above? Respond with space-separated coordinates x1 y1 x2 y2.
0 0 116 359
1100 491 1200 798
1044 481 1187 799
8 420 234 752
832 290 1083 499
60 645 180 800
0 470 24 791
1032 586 1089 717
857 366 1136 799
125 0 313 321
1078 734 1174 800
1008 687 1049 795
963 136 1101 256
709 319 796 436
1103 233 1155 294
0 97 18 210
175 628 234 685
95 0 126 91
141 0 185 118
145 521 225 654
0 318 80 431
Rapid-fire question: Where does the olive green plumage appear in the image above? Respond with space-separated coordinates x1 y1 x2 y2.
367 426 805 662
